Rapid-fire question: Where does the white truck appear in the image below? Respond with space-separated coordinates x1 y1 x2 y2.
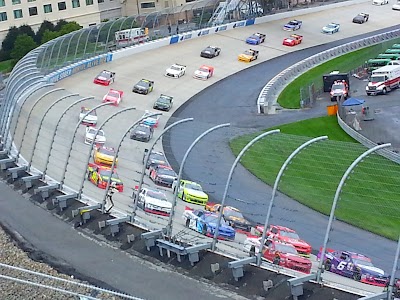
366 65 400 95
114 28 149 47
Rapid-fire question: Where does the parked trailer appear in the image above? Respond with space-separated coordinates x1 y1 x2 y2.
366 65 400 95
115 28 149 47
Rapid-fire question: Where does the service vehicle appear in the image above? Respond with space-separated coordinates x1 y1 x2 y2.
377 53 400 60
238 49 259 62
393 0 400 10
283 20 302 31
153 94 173 111
102 89 123 106
282 34 303 46
142 149 167 169
386 48 400 54
352 13 369 24
183 207 236 240
87 163 123 192
79 107 97 126
84 127 106 145
367 58 392 72
149 164 177 187
366 65 400 95
321 23 340 34
391 43 400 49
93 70 115 86
244 238 312 273
246 33 266 45
165 63 186 78
114 28 149 47
137 187 172 216
193 65 214 80
172 179 208 205
205 203 252 232
93 146 118 166
330 80 349 101
200 46 221 58
130 123 153 142
141 110 160 128
319 249 389 287
132 79 154 94
372 0 388 5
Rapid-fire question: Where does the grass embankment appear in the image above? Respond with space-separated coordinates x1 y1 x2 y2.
0 59 13 73
278 38 400 108
230 116 400 240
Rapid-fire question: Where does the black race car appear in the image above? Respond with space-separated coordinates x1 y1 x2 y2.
130 123 154 142
200 46 221 58
153 94 173 111
142 149 167 169
132 79 154 94
352 13 369 24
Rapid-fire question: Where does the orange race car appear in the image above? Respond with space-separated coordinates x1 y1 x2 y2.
283 34 303 47
205 203 252 232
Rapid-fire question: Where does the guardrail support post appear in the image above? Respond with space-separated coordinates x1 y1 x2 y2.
287 274 317 300
227 257 256 281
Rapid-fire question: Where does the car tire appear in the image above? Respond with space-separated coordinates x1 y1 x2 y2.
87 172 92 180
182 192 186 202
202 225 208 235
324 260 332 271
353 269 362 281
185 218 190 227
382 88 387 95
96 179 100 187
249 246 256 257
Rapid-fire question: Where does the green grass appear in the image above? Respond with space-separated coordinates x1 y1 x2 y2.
230 116 400 240
278 38 400 108
0 59 14 73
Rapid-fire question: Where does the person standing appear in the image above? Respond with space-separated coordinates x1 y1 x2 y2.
168 24 171 35
106 181 119 213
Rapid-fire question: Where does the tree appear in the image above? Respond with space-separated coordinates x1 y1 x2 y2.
10 34 37 61
35 20 55 44
41 29 60 44
2 26 19 57
58 21 82 35
54 20 68 31
18 24 35 40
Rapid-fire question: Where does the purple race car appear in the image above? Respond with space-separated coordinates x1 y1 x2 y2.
319 249 389 287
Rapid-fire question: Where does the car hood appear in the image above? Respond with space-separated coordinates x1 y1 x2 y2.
80 114 97 121
134 85 147 90
184 188 208 198
101 176 122 183
86 133 106 142
155 100 170 107
284 253 310 263
133 130 148 135
166 68 181 74
97 76 108 81
322 27 334 31
332 89 345 94
194 70 209 77
145 196 172 208
357 264 385 276
157 174 175 181
284 24 295 28
97 153 115 160
280 237 310 248
225 216 250 225
284 38 294 43
105 95 118 100
207 222 234 232
239 54 251 58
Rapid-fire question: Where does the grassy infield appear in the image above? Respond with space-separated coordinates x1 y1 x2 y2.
230 39 400 240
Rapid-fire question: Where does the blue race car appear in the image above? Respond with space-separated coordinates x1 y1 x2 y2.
283 20 302 31
321 23 340 34
183 207 236 240
319 249 389 287
246 33 266 45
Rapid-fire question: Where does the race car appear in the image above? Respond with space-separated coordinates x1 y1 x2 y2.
319 249 389 287
132 79 154 95
200 46 221 58
372 0 388 4
87 163 123 192
84 127 106 145
393 0 400 10
153 94 173 111
246 33 266 45
353 13 369 24
79 107 97 126
330 80 349 101
141 110 161 128
93 146 118 166
283 19 302 31
321 23 340 34
243 238 312 274
93 70 115 86
149 164 177 187
165 63 186 78
205 203 252 232
193 65 214 80
238 49 259 62
183 207 236 240
282 34 303 47
102 89 123 106
130 123 153 142
172 179 208 205
137 187 172 216
142 149 167 169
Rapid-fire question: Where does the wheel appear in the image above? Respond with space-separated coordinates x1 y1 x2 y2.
382 88 387 95
324 260 332 271
145 90 148 95
185 218 190 227
87 172 91 180
142 201 146 210
182 192 186 202
202 224 208 235
96 179 101 187
353 269 361 281
249 246 256 257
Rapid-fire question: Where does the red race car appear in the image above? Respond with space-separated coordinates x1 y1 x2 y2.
93 70 115 86
251 224 312 257
102 89 123 106
283 34 303 46
149 164 177 188
87 163 123 192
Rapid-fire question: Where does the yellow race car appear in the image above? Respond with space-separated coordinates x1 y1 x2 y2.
238 49 259 62
172 179 209 205
93 146 118 166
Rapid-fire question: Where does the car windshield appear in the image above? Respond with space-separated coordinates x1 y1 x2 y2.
353 258 374 267
99 170 119 179
99 148 115 156
147 190 167 201
204 214 227 225
158 96 171 104
135 124 150 133
170 65 181 71
185 183 202 191
99 71 111 79
275 243 298 254
371 75 386 82
157 167 175 176
137 80 149 88
199 67 209 72
280 230 300 239
108 91 120 98
224 208 244 219
88 128 104 136
327 24 337 29
332 84 344 89
243 50 253 55
205 47 213 52
81 108 96 116
288 21 297 25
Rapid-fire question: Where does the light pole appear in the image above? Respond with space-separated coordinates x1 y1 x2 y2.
316 143 391 283
388 235 400 300
211 130 281 251
257 136 328 266
166 123 230 239
131 118 194 219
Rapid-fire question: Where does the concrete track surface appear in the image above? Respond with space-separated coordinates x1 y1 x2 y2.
9 0 399 296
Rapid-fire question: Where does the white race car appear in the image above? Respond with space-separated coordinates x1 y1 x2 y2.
322 23 340 34
137 187 172 216
372 0 388 5
165 63 186 78
393 0 400 9
79 107 98 126
85 127 106 145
